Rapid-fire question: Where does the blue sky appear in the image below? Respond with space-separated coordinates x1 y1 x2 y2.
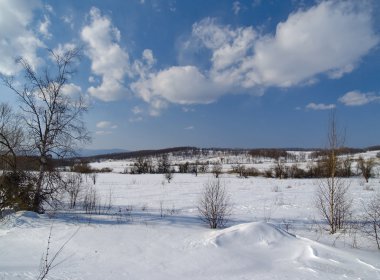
1 0 380 150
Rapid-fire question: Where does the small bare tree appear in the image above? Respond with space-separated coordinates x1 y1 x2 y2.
212 162 222 178
316 111 351 234
357 157 376 183
361 192 380 250
164 169 173 183
198 179 231 229
64 173 83 209
90 173 97 185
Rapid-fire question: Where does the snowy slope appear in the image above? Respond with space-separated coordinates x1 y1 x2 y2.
1 150 380 279
1 212 379 279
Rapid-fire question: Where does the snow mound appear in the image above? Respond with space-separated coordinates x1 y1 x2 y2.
208 222 293 248
202 222 380 279
0 211 47 230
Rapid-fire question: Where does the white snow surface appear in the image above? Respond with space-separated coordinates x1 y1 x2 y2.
1 168 380 279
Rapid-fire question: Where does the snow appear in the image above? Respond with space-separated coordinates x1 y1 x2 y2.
1 152 380 279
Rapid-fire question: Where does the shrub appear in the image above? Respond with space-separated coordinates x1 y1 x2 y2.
212 162 223 178
71 163 93 174
64 173 83 209
0 171 34 211
360 192 380 249
198 179 231 229
357 157 376 183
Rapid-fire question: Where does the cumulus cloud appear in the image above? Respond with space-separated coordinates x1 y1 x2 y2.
81 7 131 101
39 15 51 39
96 121 118 129
52 43 77 58
132 66 223 106
189 1 379 89
61 83 82 97
62 14 74 29
0 0 44 75
250 1 378 87
132 106 143 115
306 102 336 111
132 1 378 115
338 91 380 106
232 1 241 15
129 116 143 123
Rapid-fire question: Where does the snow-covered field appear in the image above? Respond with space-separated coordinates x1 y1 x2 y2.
1 155 380 279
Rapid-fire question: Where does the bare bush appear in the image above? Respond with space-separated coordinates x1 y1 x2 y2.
212 162 223 178
83 187 99 214
0 103 24 172
316 111 351 234
360 192 380 249
82 186 113 215
273 160 287 179
38 226 79 280
157 154 171 174
198 179 231 229
232 164 247 178
90 173 97 185
64 173 83 209
164 169 174 183
316 177 351 234
0 171 34 211
357 157 376 183
198 163 209 174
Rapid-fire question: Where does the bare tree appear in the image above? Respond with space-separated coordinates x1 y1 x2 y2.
316 111 351 234
212 162 222 178
164 169 173 183
2 48 90 213
360 192 380 250
357 156 376 183
198 179 231 229
157 154 170 174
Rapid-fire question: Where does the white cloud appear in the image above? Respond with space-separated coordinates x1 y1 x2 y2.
135 1 378 115
39 15 51 39
0 0 44 75
45 4 53 13
182 107 195 113
306 103 336 111
184 126 194 130
61 83 82 97
233 1 241 15
129 116 143 123
76 1 378 116
52 43 77 58
249 1 379 87
338 91 380 106
132 106 143 115
132 66 223 106
157 1 378 111
62 14 74 29
95 130 112 136
81 7 131 101
252 0 261 8
96 121 117 129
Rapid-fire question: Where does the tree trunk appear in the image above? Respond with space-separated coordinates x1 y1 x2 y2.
32 159 47 213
